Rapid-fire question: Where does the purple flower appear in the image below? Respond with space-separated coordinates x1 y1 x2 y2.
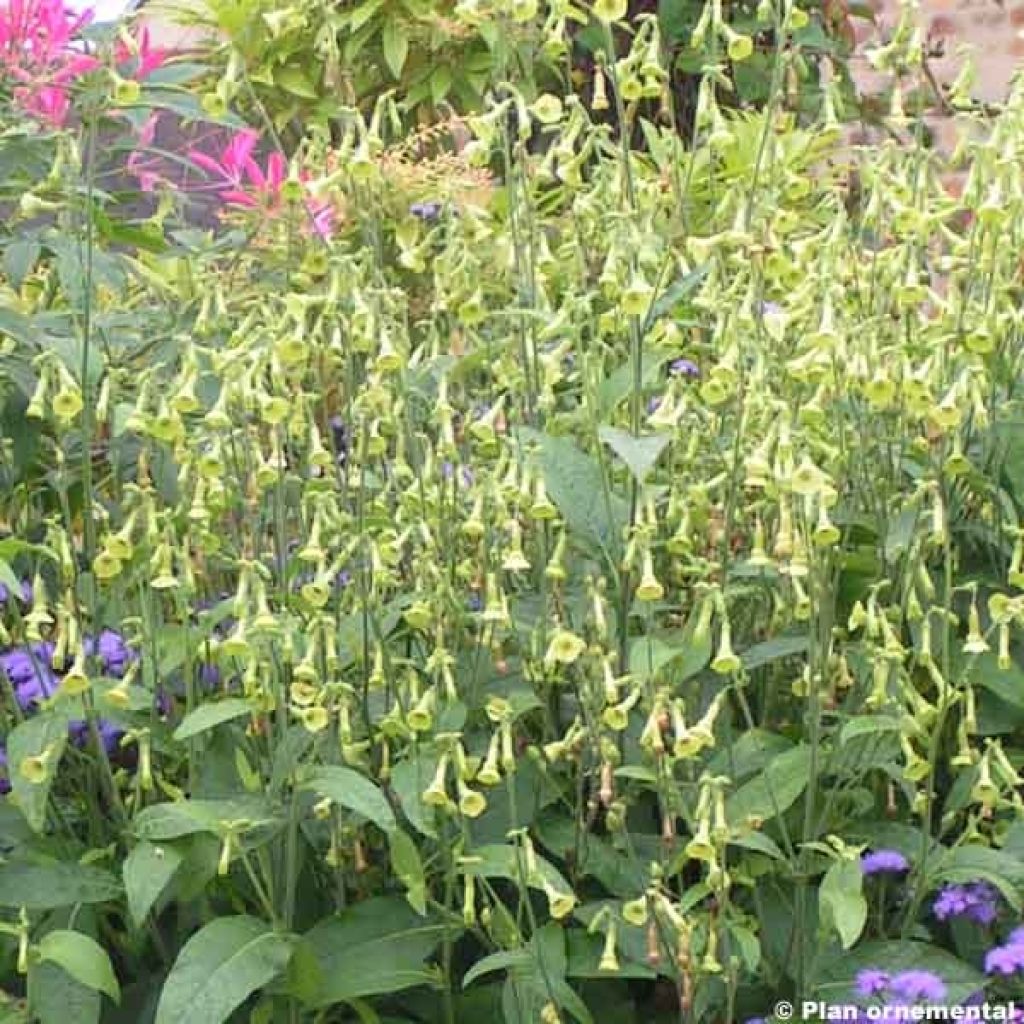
761 301 783 315
0 579 32 605
889 970 946 1002
855 969 890 997
985 942 1024 976
0 745 9 796
933 882 1000 925
1 646 58 710
861 849 909 875
410 200 442 221
93 629 136 677
647 396 661 414
669 358 700 378
69 718 122 755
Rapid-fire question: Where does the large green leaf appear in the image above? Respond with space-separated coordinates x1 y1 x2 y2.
133 798 280 840
123 841 184 927
154 916 295 1024
0 860 121 909
388 829 427 915
7 711 69 833
29 958 100 1024
597 426 671 483
295 897 446 1009
725 744 812 825
36 931 120 1003
172 699 253 741
818 860 866 950
301 765 396 833
518 428 627 552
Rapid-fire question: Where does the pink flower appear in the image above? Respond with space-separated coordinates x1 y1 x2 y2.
115 26 165 80
189 127 336 238
126 111 163 191
1 0 99 126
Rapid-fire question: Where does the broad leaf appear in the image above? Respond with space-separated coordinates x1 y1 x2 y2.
301 766 396 834
36 931 120 1003
123 841 183 926
7 711 69 833
172 699 253 741
388 829 427 915
0 860 121 909
819 860 866 950
726 744 812 825
133 798 280 840
597 426 671 483
155 916 295 1024
295 897 446 1008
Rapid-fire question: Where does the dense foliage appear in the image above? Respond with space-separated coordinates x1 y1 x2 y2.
0 1 1022 1023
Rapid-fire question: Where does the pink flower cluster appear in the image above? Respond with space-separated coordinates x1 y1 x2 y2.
189 128 335 239
0 0 164 127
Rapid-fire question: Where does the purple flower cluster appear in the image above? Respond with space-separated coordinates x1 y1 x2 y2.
985 926 1024 976
853 968 947 1011
933 882 1000 925
0 605 140 773
861 849 910 875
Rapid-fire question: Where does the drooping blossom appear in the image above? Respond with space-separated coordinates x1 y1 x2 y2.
933 881 1000 925
861 849 910 875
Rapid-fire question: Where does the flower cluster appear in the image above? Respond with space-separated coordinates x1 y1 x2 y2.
985 926 1024 976
933 882 1001 926
861 849 910 875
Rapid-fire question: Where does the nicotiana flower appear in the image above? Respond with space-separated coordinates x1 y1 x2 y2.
933 881 1000 925
861 849 909 875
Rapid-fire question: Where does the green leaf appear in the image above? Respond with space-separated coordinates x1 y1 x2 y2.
429 65 453 104
628 603 712 683
155 917 295 1024
840 715 903 744
391 753 439 838
36 931 120 1003
598 427 672 483
3 238 39 290
295 898 446 1008
172 699 253 741
123 841 183 927
961 651 1024 711
382 19 409 78
819 859 866 950
388 829 427 915
302 766 396 834
29 958 100 1024
275 65 318 99
133 798 280 840
461 844 572 894
0 860 121 909
726 744 812 825
740 633 808 672
7 711 69 832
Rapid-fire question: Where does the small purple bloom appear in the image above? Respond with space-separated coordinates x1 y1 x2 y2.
1 647 58 710
761 301 783 315
669 358 700 378
861 849 909 875
985 942 1024 976
0 745 9 796
855 969 890 997
647 396 661 414
0 579 32 605
410 200 442 221
933 881 1000 925
889 970 946 1002
467 593 483 613
68 718 122 755
95 629 136 677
